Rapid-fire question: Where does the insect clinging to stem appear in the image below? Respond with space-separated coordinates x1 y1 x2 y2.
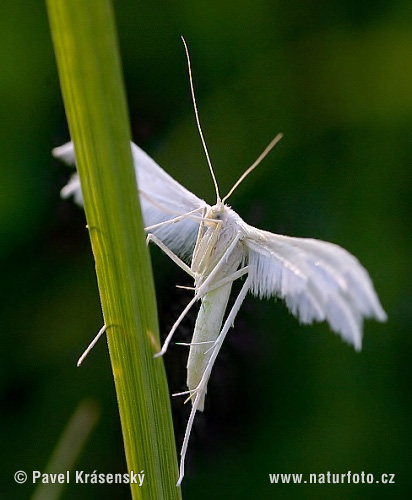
54 37 387 486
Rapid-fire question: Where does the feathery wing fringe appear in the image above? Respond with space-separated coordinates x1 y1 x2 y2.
245 229 386 350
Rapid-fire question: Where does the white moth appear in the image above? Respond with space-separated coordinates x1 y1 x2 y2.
53 39 387 486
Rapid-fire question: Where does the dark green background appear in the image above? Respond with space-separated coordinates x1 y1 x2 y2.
1 1 410 498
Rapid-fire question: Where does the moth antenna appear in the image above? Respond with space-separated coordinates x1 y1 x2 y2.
181 36 221 203
222 132 283 202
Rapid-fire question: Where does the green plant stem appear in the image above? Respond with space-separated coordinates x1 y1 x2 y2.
46 1 181 498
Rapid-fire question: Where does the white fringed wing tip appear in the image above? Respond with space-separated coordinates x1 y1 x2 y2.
53 143 84 204
244 226 387 351
52 142 76 165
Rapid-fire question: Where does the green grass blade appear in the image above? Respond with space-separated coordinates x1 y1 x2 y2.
46 1 181 498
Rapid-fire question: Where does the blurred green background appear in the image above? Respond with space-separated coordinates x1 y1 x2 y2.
1 1 411 498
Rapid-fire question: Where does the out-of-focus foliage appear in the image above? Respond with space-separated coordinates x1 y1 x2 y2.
1 1 410 498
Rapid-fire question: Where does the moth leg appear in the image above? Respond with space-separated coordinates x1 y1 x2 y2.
175 340 215 347
172 388 197 397
77 324 107 367
147 233 198 357
202 266 249 295
203 275 251 369
154 274 228 358
176 277 251 486
146 233 194 277
154 293 200 358
155 235 243 358
144 207 205 232
176 390 203 486
155 266 246 358
180 267 249 363
197 233 242 292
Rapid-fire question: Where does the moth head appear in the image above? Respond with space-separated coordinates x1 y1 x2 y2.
208 202 225 223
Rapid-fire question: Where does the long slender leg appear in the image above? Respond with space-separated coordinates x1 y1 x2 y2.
145 207 218 276
144 207 206 232
176 391 203 486
172 388 198 397
175 267 248 299
175 341 215 347
196 233 242 292
173 267 249 359
76 262 245 369
176 277 251 486
146 233 194 277
77 325 107 367
199 268 249 357
79 229 233 365
155 234 243 358
155 265 244 358
154 293 200 357
202 266 249 295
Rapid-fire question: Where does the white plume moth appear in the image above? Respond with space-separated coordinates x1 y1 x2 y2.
53 38 387 486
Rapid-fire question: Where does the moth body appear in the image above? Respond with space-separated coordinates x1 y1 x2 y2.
187 204 244 410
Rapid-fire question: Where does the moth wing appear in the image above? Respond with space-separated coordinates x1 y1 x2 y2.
244 226 387 350
53 141 209 259
130 143 209 258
